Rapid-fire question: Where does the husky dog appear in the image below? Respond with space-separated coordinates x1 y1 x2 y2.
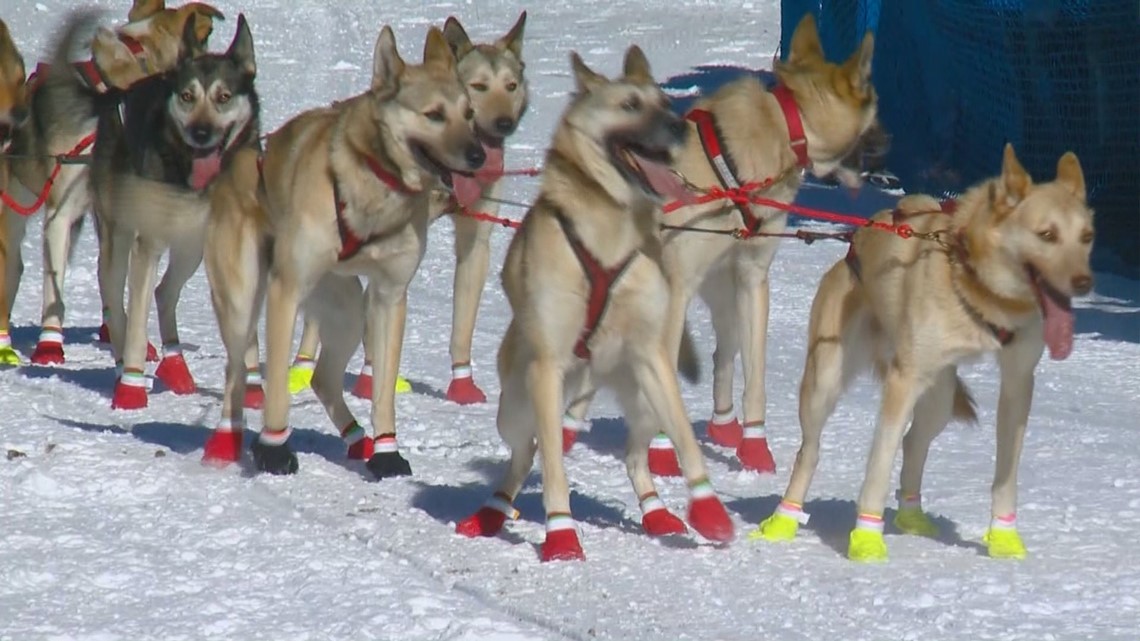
286 12 529 406
39 10 260 409
202 26 484 477
0 18 29 366
456 46 735 562
757 144 1095 562
559 15 882 477
1 1 224 366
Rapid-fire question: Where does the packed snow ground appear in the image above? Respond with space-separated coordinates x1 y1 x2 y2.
3 1 1139 640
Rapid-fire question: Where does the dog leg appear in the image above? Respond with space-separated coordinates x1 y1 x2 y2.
457 364 534 539
253 272 304 475
308 275 370 461
636 346 734 543
350 315 412 399
152 241 204 395
559 368 596 454
984 343 1040 560
729 242 780 473
111 238 163 410
447 214 492 404
894 366 957 538
288 315 320 394
363 284 413 479
697 275 745 450
32 170 88 365
97 222 133 364
614 376 686 537
757 262 865 542
204 281 260 466
643 281 699 476
526 356 583 561
0 209 27 366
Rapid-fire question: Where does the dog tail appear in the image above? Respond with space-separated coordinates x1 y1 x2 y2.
952 375 979 425
42 9 107 120
677 321 701 384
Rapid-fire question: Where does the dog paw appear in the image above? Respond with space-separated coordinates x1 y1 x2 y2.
0 346 20 367
751 512 801 542
366 451 412 479
155 353 196 395
642 508 687 536
541 529 585 562
395 374 412 394
893 507 940 538
847 528 888 562
350 372 372 399
707 416 743 448
346 435 374 461
31 341 65 365
456 506 510 538
146 342 158 363
687 496 735 543
648 436 682 477
983 528 1027 560
446 376 486 405
736 437 776 474
98 322 111 344
251 439 298 475
201 430 243 466
287 364 314 394
111 379 148 410
561 427 579 453
243 384 264 410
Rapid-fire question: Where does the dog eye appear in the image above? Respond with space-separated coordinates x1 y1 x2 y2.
216 91 231 105
1080 230 1094 244
621 96 641 112
424 109 445 123
1037 228 1058 243
470 82 488 92
464 108 475 121
179 89 195 104
506 81 518 92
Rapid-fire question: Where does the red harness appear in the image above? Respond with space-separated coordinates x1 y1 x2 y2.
843 199 1015 346
553 210 636 360
256 153 414 262
27 34 149 96
685 83 809 233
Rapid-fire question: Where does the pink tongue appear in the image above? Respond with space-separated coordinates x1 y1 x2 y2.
190 152 222 190
451 173 484 209
1038 281 1074 360
451 142 505 209
634 154 697 205
474 144 505 184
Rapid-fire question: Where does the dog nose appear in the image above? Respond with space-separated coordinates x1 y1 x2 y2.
1071 274 1093 295
189 125 213 146
493 117 514 135
465 144 486 170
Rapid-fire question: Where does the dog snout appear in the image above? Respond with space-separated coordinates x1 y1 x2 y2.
1071 274 1093 296
188 124 214 147
465 143 486 170
666 115 687 143
493 116 515 136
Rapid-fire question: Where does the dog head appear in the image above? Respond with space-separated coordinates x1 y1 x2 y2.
443 12 529 152
368 25 486 202
985 144 1095 359
0 19 28 153
562 45 692 206
165 13 257 190
774 14 879 188
93 1 224 89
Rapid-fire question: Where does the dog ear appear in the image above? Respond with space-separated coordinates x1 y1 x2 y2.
423 27 456 73
180 3 227 45
621 45 653 84
129 0 164 22
442 16 474 59
994 143 1032 215
1054 151 1086 202
371 25 405 94
843 31 874 92
496 10 527 58
226 14 256 76
0 20 26 82
180 15 205 59
570 52 606 94
786 13 824 65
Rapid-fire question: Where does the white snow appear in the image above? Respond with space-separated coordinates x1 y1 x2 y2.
2 1 1139 640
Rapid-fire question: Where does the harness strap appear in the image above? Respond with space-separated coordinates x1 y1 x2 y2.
685 108 763 234
552 210 636 361
770 84 809 169
27 33 154 96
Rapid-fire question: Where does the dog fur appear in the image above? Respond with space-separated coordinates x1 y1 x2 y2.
1 1 224 366
0 18 29 363
460 46 734 561
203 25 485 476
770 143 1095 560
561 15 881 468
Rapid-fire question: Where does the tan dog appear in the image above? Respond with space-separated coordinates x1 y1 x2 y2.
456 46 734 562
1 0 223 367
559 14 881 475
203 26 485 477
286 12 529 405
0 18 29 366
756 144 1095 562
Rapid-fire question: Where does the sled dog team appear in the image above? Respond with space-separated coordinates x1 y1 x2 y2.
0 2 1096 563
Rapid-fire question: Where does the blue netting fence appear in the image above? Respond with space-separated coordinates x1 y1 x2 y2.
782 0 1139 276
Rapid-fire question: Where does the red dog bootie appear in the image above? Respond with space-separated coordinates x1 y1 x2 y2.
648 433 682 477
687 479 735 542
639 492 687 536
146 341 158 363
736 422 776 473
561 415 583 454
31 326 65 365
340 422 374 460
154 344 196 394
202 420 243 466
445 364 486 405
456 493 518 538
707 408 743 448
243 367 264 409
350 361 373 399
111 368 149 410
541 514 585 562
